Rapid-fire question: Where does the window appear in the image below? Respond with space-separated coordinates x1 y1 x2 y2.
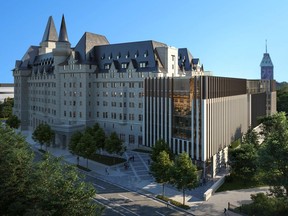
121 63 127 69
139 62 146 68
138 114 143 121
104 64 110 69
129 135 135 144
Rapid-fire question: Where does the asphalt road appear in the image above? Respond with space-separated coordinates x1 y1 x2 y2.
85 174 189 216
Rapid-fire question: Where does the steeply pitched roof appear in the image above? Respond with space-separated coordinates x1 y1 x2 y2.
41 16 58 42
58 15 69 42
260 53 273 67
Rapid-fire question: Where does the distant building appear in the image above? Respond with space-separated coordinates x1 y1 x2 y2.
260 41 274 80
0 83 14 102
13 16 276 177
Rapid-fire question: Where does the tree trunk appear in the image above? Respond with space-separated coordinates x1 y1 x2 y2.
183 189 185 205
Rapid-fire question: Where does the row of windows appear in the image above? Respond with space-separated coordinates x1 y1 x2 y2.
96 82 143 88
31 106 56 115
104 62 147 70
98 101 143 108
98 72 145 79
118 134 143 145
30 97 56 104
30 90 56 96
96 112 143 121
28 82 56 88
100 91 143 98
101 51 149 60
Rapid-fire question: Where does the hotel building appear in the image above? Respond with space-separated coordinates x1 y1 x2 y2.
13 16 276 177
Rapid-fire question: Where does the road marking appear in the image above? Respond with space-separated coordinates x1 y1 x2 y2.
137 152 149 170
139 194 162 204
118 194 133 202
156 211 166 216
93 183 106 190
113 203 140 216
96 194 108 201
92 198 126 216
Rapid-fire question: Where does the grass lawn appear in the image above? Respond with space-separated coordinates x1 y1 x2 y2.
216 176 266 192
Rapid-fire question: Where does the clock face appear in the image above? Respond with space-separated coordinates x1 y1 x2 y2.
261 69 273 80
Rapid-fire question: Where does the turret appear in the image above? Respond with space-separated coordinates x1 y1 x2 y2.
39 16 58 55
260 40 274 80
53 15 72 65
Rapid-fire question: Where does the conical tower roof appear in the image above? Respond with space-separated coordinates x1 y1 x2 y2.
41 16 58 42
260 53 273 67
58 15 69 42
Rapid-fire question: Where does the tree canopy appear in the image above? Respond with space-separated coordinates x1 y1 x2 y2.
259 112 288 196
170 152 198 205
0 125 103 215
150 150 173 196
150 139 174 162
32 123 55 150
5 114 21 129
104 132 125 156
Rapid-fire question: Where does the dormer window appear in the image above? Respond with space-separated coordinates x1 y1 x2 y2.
108 53 112 60
135 51 139 58
117 52 121 59
101 54 105 60
121 63 128 69
104 64 110 69
126 52 130 59
139 62 146 68
144 50 148 57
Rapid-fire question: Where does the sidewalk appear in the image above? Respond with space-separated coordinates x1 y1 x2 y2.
22 130 268 216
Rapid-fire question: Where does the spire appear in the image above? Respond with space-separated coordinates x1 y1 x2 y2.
41 16 58 42
58 15 69 42
265 39 267 53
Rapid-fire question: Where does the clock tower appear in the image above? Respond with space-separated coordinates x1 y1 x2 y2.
260 41 274 80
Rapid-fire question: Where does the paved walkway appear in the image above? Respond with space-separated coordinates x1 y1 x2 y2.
22 130 269 216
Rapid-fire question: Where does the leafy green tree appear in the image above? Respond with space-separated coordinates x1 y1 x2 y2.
170 152 198 205
240 193 288 216
69 131 83 165
94 127 106 150
277 82 288 113
32 123 55 151
0 97 14 118
0 126 34 214
258 112 288 196
104 132 125 159
6 114 21 129
242 126 259 148
150 151 173 196
150 139 174 162
78 132 96 168
229 143 258 182
27 154 104 215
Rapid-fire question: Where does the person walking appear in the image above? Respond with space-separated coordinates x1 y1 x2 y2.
167 200 170 208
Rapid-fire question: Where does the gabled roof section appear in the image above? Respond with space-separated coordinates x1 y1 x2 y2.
41 16 58 42
74 32 109 63
18 46 39 68
260 53 273 67
58 15 69 42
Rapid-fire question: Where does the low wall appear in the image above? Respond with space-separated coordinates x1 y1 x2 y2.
203 175 226 201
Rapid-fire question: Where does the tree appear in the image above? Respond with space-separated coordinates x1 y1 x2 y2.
78 132 96 168
150 151 173 196
150 139 174 162
170 152 198 205
32 123 55 151
0 126 103 215
259 112 288 197
0 126 34 213
104 132 125 157
277 82 288 113
229 143 258 182
6 114 21 129
27 154 104 215
242 126 259 148
69 131 83 165
0 97 14 118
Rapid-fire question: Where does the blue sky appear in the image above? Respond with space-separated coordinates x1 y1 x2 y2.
1 0 287 83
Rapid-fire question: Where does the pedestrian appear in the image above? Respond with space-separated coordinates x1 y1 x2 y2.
105 167 109 175
167 200 170 208
147 159 150 165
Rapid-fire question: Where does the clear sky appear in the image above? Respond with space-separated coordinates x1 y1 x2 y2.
1 0 287 83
